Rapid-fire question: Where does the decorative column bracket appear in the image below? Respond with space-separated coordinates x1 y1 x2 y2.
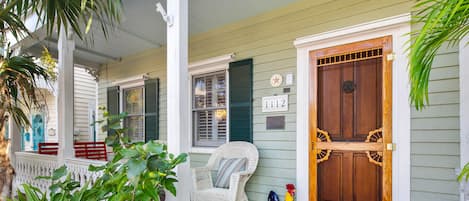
84 67 100 82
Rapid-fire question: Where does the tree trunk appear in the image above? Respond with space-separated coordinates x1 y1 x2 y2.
0 117 15 200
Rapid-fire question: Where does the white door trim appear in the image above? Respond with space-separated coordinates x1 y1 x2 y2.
460 35 469 201
294 13 411 201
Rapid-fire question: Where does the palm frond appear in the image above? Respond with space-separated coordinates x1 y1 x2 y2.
26 0 123 40
410 0 469 110
1 0 123 42
0 53 51 127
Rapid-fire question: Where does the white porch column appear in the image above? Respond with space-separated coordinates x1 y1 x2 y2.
8 116 21 166
56 27 75 164
8 48 23 166
459 35 469 201
166 0 191 200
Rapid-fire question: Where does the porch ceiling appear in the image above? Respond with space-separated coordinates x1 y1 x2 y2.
25 0 299 68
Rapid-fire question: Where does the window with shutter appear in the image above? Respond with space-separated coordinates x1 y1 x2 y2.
192 72 227 147
123 86 145 142
108 77 160 142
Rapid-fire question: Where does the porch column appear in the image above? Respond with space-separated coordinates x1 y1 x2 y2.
166 0 190 200
8 47 23 166
8 116 21 166
56 26 75 164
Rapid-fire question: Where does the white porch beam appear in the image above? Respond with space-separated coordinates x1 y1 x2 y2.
165 0 191 200
56 27 75 164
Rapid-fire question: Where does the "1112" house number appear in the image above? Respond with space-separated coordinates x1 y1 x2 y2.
262 95 289 112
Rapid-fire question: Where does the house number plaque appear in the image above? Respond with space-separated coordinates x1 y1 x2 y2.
262 95 288 112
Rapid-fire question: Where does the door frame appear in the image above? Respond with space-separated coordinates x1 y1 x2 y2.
294 13 411 201
31 112 46 151
310 36 393 201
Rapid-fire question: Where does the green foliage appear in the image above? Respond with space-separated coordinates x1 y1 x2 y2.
14 110 188 201
1 0 123 41
40 48 57 81
410 0 469 110
0 50 52 130
458 162 469 182
18 166 92 201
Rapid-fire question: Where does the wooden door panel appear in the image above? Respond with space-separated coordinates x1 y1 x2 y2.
342 63 355 140
318 65 342 139
355 58 382 139
353 153 382 201
318 59 382 142
318 152 345 201
318 152 382 201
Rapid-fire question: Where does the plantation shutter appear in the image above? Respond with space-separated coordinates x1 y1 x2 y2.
229 59 253 142
107 86 120 136
144 78 160 142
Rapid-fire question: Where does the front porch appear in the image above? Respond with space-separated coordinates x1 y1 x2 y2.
8 0 468 201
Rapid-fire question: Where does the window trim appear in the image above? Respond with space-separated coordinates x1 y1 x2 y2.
117 76 147 142
188 54 234 153
192 71 228 147
121 86 145 142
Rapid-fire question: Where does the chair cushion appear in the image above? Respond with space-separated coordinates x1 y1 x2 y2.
214 157 246 188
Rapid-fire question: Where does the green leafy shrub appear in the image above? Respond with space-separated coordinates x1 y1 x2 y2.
14 109 187 201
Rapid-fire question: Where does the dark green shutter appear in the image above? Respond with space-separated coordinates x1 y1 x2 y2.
145 78 160 142
229 59 253 142
107 86 120 136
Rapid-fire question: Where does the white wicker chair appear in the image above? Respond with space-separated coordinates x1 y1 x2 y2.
191 141 259 201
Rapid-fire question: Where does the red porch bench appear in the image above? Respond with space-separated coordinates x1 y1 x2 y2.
38 141 108 161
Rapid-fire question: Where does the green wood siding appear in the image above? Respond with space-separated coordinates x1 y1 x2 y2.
96 0 462 200
411 47 461 201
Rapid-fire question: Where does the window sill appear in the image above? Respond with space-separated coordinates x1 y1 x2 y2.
189 147 217 154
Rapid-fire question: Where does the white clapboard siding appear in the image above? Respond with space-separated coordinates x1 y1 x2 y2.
43 66 97 142
73 67 97 141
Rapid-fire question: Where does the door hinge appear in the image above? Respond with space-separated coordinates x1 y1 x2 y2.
386 143 396 151
386 53 396 61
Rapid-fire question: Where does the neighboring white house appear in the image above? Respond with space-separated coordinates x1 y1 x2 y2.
20 65 97 151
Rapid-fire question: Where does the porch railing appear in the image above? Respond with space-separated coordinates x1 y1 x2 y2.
14 152 59 192
14 152 106 194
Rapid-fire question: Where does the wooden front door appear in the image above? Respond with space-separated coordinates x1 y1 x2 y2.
309 36 393 201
